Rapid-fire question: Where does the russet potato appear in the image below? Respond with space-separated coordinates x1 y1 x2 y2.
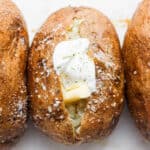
28 7 124 144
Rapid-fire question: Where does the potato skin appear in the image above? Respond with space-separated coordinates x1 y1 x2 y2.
0 0 28 143
28 7 124 144
123 0 150 140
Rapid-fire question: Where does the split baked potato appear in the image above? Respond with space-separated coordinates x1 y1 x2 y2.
123 0 150 140
0 0 28 143
28 7 124 144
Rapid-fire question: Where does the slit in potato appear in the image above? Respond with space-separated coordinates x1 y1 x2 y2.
65 100 87 132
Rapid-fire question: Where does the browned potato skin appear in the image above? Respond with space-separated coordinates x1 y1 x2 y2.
123 0 150 140
0 0 28 143
28 7 124 144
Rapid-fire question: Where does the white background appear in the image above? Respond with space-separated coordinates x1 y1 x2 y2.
9 0 150 150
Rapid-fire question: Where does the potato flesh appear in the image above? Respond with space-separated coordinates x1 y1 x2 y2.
66 100 87 130
64 19 89 132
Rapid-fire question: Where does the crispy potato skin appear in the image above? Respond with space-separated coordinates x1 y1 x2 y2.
123 0 150 140
0 0 28 143
28 7 124 144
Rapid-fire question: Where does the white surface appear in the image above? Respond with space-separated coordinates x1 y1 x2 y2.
10 0 150 150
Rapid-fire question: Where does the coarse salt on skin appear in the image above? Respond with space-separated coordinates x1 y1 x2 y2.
133 71 137 75
53 101 60 108
41 83 47 91
35 78 40 83
48 106 52 113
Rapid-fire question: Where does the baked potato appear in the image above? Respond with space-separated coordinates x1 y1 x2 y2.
0 0 28 143
123 0 150 140
28 7 124 144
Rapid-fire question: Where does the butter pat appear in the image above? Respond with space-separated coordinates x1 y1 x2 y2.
53 38 96 103
62 82 91 103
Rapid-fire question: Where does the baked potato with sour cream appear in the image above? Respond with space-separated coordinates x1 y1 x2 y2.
0 0 28 143
28 7 124 144
123 0 150 140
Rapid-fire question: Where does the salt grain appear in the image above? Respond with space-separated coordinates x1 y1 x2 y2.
90 105 97 112
40 72 44 75
55 98 59 101
111 102 117 107
48 106 52 113
113 94 116 98
120 98 123 103
133 71 137 75
35 89 38 93
46 69 51 77
53 101 60 108
41 83 47 91
18 101 23 111
94 99 98 104
20 90 24 94
20 37 25 45
35 78 40 83
41 59 51 77
38 95 41 99
17 101 23 116
59 115 64 119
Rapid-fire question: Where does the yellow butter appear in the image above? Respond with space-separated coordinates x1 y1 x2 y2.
62 82 91 104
